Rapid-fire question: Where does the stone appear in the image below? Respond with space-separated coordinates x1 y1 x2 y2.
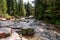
0 28 12 38
0 17 6 21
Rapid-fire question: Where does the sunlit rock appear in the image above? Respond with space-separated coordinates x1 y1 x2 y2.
0 31 21 40
41 23 46 26
22 37 28 40
20 17 28 22
20 17 25 20
0 28 12 38
0 17 6 21
29 15 33 18
40 28 45 32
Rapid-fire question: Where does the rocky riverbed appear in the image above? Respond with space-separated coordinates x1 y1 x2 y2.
0 18 60 40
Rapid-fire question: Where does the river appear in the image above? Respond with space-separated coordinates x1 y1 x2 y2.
0 18 60 40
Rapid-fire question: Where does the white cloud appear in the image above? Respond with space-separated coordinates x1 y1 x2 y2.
23 0 34 6
17 0 34 6
23 0 34 4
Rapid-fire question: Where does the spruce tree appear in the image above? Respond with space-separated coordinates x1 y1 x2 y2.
25 2 33 16
55 0 60 24
6 0 17 17
18 0 26 17
0 0 7 17
35 0 45 20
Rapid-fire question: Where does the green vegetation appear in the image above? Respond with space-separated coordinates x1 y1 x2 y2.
22 28 34 35
35 0 60 25
6 0 18 18
0 0 60 25
24 2 34 16
0 0 9 18
0 0 34 18
18 0 26 17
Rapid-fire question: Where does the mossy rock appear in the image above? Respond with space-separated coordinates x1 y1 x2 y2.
22 28 34 35
22 29 27 35
27 28 34 35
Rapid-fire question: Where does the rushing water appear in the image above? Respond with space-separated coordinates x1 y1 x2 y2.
0 18 60 40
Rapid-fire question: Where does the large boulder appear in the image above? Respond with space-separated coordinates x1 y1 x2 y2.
0 28 12 38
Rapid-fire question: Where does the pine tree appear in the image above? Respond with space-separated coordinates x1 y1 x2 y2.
25 2 33 16
0 0 2 16
0 0 7 17
35 0 56 24
55 0 60 24
18 0 26 17
35 0 45 20
6 0 17 17
45 0 55 24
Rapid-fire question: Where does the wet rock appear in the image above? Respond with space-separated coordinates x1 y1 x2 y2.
55 35 60 40
42 38 50 40
0 28 12 38
12 28 22 35
26 20 29 23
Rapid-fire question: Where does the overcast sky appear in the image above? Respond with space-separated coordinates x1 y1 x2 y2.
23 0 33 3
23 0 34 6
17 0 34 6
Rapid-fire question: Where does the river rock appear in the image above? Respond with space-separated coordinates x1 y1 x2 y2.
0 28 12 38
